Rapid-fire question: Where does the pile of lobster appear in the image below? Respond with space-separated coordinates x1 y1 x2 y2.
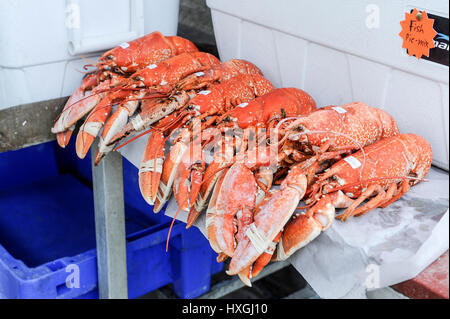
52 32 433 286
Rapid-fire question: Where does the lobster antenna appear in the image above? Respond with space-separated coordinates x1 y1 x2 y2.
296 200 317 211
113 128 153 151
274 116 301 132
166 205 183 252
266 116 304 147
54 86 128 122
75 68 97 75
58 83 165 123
81 55 98 66
114 113 185 152
199 163 232 188
255 178 271 196
326 175 429 194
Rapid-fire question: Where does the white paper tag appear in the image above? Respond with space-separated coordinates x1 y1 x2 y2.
344 156 361 169
195 71 205 77
331 106 347 114
119 42 130 49
198 90 211 95
236 102 248 108
147 64 157 69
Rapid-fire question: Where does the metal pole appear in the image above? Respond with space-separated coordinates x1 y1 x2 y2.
91 141 128 299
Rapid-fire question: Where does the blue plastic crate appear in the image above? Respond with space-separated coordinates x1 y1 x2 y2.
0 141 223 299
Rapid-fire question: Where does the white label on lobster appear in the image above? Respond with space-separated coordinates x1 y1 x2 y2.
147 64 157 69
119 42 130 49
331 106 347 114
194 71 205 77
344 156 361 169
198 90 211 95
236 102 248 108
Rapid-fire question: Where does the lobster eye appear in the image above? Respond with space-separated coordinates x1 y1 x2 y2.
132 76 143 81
295 125 305 132
106 55 114 60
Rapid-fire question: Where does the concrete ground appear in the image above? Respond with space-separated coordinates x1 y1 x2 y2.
141 264 316 299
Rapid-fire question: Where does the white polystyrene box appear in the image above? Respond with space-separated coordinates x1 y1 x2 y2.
0 0 180 110
207 0 449 170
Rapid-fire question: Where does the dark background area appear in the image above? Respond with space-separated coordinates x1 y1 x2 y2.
177 0 218 57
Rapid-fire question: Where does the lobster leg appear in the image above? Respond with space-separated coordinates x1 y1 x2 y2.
352 187 392 217
336 184 385 221
377 183 398 208
343 181 407 218
379 180 410 209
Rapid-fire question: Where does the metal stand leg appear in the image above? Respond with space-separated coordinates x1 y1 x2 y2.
91 142 128 299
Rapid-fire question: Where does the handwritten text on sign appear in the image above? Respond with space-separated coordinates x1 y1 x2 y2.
399 9 437 60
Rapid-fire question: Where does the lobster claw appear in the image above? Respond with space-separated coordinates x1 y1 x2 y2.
52 83 99 134
56 126 75 148
93 99 142 163
186 150 233 229
153 137 189 213
108 91 193 148
227 163 308 275
139 130 166 206
274 190 342 261
206 161 259 287
172 143 206 212
209 162 257 257
237 231 282 287
205 162 259 287
206 172 227 254
75 95 114 159
52 72 99 134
